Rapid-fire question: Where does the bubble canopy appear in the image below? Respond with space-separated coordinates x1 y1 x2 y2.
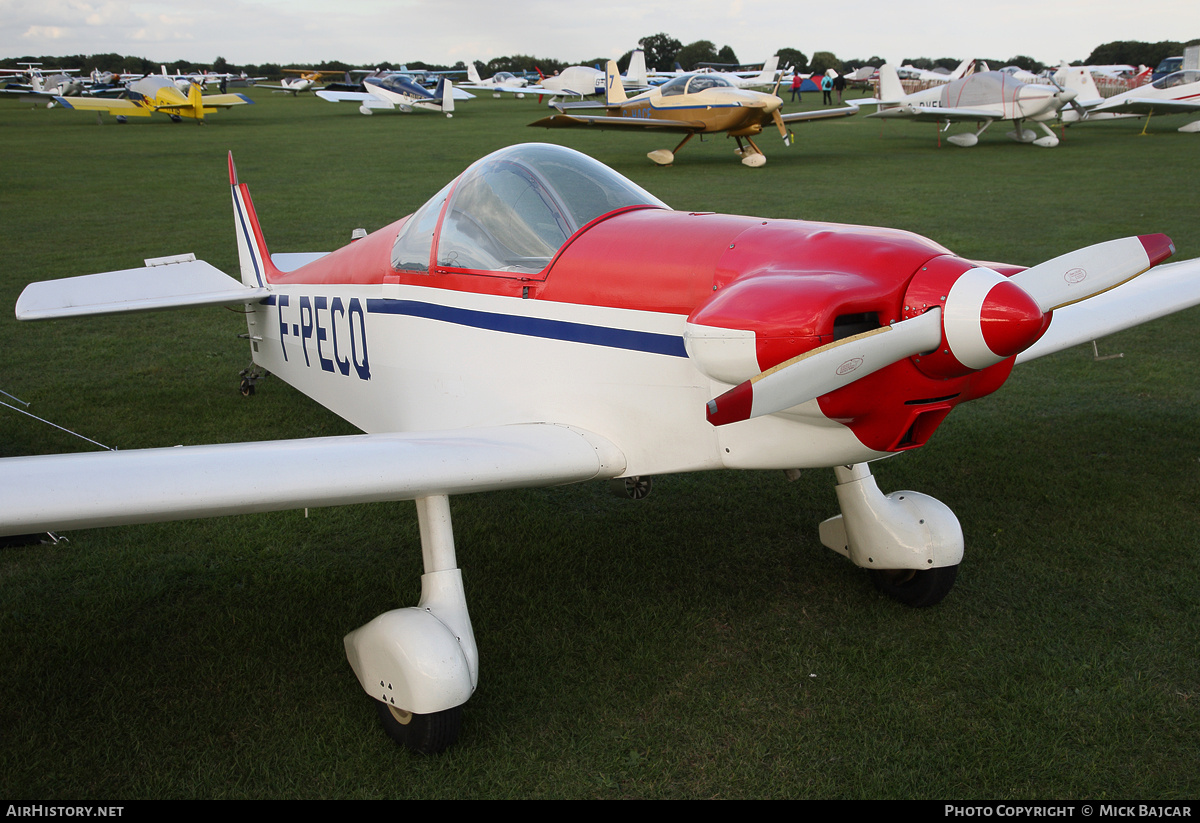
391 143 668 274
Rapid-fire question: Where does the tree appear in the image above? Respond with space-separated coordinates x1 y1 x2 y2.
808 51 840 76
638 32 682 71
1002 55 1046 73
776 48 808 73
716 45 738 66
675 40 719 71
840 56 885 73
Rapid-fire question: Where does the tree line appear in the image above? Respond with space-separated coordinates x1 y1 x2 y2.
4 37 1197 81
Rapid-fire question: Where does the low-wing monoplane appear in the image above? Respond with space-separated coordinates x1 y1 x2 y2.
1061 69 1200 134
531 60 856 166
316 74 466 116
257 69 345 95
7 143 1200 755
461 64 532 96
51 74 254 122
858 63 1077 147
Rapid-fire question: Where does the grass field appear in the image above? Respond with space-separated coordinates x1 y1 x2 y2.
1 87 1198 800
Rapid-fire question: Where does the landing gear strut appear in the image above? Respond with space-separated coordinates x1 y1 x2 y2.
819 462 963 607
345 494 477 753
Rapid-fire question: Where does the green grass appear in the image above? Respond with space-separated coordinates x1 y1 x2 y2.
1 88 1198 799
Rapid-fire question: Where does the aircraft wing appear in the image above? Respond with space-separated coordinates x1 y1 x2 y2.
780 105 858 124
15 257 268 320
316 90 394 109
1091 97 1200 116
1015 257 1200 363
52 96 151 116
529 113 708 133
0 424 625 537
867 105 999 122
316 90 372 102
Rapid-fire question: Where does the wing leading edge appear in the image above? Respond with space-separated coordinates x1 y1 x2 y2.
0 424 626 537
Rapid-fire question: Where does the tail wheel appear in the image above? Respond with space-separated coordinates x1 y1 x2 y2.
374 700 462 755
871 564 958 608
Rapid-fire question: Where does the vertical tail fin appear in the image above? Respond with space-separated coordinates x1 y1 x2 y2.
437 77 455 114
753 55 780 86
187 80 204 118
467 63 482 84
877 63 904 103
605 60 627 105
948 57 974 80
228 153 280 288
625 49 648 87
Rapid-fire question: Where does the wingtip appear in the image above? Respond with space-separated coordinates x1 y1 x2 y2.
1138 234 1175 268
227 151 238 186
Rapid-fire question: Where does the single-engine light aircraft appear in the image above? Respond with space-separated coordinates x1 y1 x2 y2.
52 74 254 122
257 69 346 95
317 74 465 116
859 63 1077 147
1060 69 1200 134
6 144 1200 756
531 60 856 166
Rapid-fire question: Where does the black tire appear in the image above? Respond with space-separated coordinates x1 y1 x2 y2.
871 564 958 608
374 700 462 754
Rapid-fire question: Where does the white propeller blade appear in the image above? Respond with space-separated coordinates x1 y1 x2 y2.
1009 234 1174 312
706 309 943 425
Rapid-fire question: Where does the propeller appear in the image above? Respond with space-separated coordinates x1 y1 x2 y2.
772 109 792 145
704 234 1173 426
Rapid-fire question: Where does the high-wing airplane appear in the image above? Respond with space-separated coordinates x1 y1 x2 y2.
316 74 466 116
858 63 1077 147
256 69 345 95
51 74 254 122
530 60 856 166
6 142 1200 755
1060 69 1200 134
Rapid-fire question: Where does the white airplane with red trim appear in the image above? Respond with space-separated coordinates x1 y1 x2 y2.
5 143 1200 754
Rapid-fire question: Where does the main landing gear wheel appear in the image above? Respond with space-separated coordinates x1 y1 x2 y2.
871 564 958 608
374 700 462 754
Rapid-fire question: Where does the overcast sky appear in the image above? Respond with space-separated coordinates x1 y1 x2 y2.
1 0 1194 69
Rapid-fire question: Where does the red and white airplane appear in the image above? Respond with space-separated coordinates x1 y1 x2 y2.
5 143 1200 754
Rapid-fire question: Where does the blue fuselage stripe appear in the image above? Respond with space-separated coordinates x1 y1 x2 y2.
365 298 687 357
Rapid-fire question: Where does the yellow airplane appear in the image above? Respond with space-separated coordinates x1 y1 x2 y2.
530 60 856 166
52 74 253 122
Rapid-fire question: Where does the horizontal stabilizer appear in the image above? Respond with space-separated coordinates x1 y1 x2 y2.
0 424 625 536
15 258 269 320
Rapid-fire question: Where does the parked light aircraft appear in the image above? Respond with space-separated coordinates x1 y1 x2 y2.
317 74 467 116
1060 69 1200 134
695 55 781 88
462 64 532 96
859 63 1077 147
257 69 345 95
896 58 975 86
52 75 254 122
7 143 1199 754
531 61 856 166
1 64 85 99
535 65 605 97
